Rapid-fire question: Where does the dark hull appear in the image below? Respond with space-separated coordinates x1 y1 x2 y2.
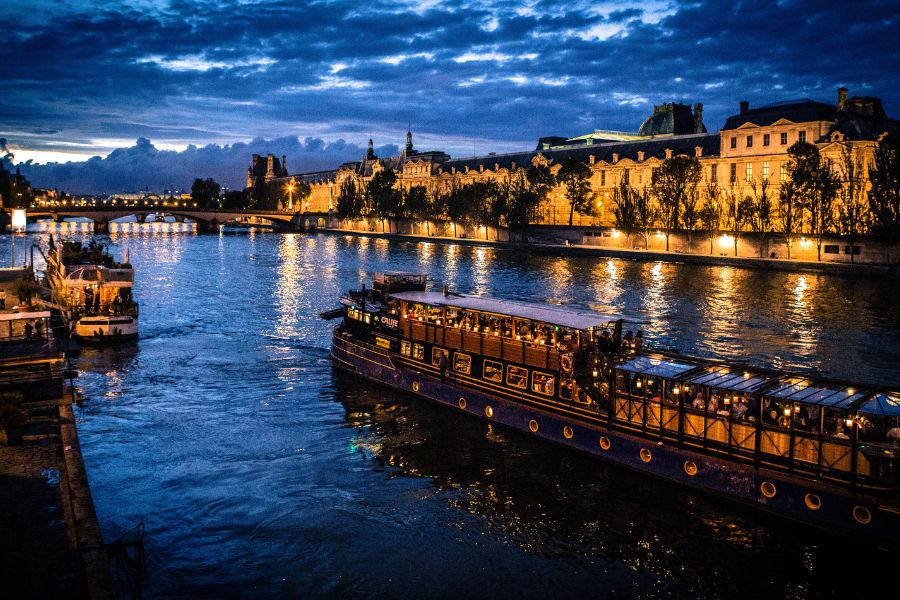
331 330 900 547
75 332 139 345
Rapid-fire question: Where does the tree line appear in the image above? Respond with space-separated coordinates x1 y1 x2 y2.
612 135 900 261
188 177 312 211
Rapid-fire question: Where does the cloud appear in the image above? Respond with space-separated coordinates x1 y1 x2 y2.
0 0 898 194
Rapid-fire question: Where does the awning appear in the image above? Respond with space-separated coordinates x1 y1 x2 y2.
858 392 900 417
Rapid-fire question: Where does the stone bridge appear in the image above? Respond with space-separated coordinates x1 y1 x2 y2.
3 208 331 233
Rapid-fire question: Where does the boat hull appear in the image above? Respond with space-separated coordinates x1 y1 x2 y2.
74 316 139 344
330 330 900 547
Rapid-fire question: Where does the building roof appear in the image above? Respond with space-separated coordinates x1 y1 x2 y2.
441 133 719 174
638 103 703 136
390 290 633 330
722 99 836 130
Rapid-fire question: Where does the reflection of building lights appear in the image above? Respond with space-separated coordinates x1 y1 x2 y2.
718 234 734 248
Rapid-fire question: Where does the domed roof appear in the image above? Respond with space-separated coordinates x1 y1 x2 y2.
638 103 704 136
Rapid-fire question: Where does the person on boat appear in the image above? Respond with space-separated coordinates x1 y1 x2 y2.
0 288 6 309
707 392 720 413
691 395 705 411
438 353 448 381
633 330 644 354
732 396 749 420
24 321 34 340
622 330 634 352
34 319 43 341
113 294 123 316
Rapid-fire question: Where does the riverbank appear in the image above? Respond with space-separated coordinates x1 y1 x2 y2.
317 226 898 278
0 389 114 599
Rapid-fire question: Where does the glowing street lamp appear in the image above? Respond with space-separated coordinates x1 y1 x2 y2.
10 209 26 268
286 177 296 211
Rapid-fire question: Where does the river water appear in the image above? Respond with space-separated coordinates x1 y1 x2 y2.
11 224 900 598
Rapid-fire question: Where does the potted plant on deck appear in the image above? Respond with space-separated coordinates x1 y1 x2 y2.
0 392 27 445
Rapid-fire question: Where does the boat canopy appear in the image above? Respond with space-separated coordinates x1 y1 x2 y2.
764 377 869 409
858 392 900 417
685 365 772 394
0 311 52 322
617 355 700 379
390 290 632 331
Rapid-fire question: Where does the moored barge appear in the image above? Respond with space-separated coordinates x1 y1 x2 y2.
323 273 900 545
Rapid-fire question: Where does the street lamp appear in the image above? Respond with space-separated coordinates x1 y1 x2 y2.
287 177 296 211
10 209 26 268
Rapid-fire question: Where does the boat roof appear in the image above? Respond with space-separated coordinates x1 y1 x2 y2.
390 291 633 330
0 311 52 322
858 392 900 417
685 364 772 394
617 355 702 379
764 377 869 409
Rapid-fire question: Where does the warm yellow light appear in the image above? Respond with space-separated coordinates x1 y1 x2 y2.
611 229 620 238
636 380 642 388
655 230 664 238
673 387 680 395
845 418 854 428
799 237 811 248
11 209 27 229
718 234 734 248
783 407 792 417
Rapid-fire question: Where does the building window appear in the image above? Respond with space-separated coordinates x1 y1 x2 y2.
780 132 788 145
746 135 753 148
780 161 787 181
745 163 753 182
730 137 737 149
710 164 718 182
763 133 770 147
798 131 806 143
600 170 606 187
623 169 630 185
730 163 737 183
763 161 770 181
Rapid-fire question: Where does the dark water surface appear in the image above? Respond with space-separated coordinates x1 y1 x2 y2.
16 227 900 598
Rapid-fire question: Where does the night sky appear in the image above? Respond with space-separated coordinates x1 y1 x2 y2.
3 0 899 193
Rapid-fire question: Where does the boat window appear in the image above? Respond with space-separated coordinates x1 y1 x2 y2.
507 366 528 389
483 360 503 382
412 344 424 360
431 347 448 366
532 372 555 396
401 341 411 356
824 407 852 439
729 393 755 422
453 352 471 374
560 379 575 401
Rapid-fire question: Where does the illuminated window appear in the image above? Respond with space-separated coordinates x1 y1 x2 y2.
746 135 753 148
413 344 424 360
798 131 806 143
600 170 606 186
560 380 575 401
745 162 753 182
763 161 770 181
730 137 737 149
780 132 788 145
730 163 737 183
401 341 411 356
532 372 555 396
763 133 770 147
453 352 471 374
710 164 717 182
507 366 528 389
483 360 503 382
780 161 787 181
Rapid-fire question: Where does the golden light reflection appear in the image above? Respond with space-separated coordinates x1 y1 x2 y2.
471 246 493 294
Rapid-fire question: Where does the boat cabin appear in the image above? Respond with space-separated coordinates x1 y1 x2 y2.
614 355 900 490
61 265 136 318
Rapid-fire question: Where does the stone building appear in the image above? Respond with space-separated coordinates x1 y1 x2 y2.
255 87 899 228
0 158 33 208
246 153 290 189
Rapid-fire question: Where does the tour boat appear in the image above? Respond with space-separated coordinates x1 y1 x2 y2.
46 240 139 344
323 273 900 545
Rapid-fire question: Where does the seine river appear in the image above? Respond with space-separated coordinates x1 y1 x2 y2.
15 223 900 598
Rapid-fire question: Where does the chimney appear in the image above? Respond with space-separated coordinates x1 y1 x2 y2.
637 151 645 162
739 101 749 115
612 153 619 163
693 103 704 133
589 155 595 165
665 148 673 159
838 87 848 111
266 154 274 176
282 155 287 175
695 146 703 158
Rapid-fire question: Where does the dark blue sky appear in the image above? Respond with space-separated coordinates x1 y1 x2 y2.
3 0 899 193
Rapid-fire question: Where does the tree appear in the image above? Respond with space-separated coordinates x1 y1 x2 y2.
745 177 773 257
336 177 364 220
652 155 702 251
868 134 900 259
368 167 402 232
190 178 221 209
611 181 655 249
556 156 593 226
782 142 840 261
286 178 312 211
403 185 431 220
837 143 869 263
221 190 246 210
698 179 723 254
246 177 270 210
778 170 802 259
506 165 554 242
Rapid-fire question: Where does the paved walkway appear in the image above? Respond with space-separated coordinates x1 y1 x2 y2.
0 395 113 599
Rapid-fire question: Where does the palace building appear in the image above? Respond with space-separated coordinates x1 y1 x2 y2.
257 87 899 227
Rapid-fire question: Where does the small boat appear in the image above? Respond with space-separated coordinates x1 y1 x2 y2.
323 273 900 545
45 240 139 344
221 218 274 232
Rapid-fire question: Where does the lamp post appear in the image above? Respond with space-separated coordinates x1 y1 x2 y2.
287 177 296 211
10 209 26 268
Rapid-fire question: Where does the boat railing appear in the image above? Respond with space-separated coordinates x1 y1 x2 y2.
399 317 563 371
